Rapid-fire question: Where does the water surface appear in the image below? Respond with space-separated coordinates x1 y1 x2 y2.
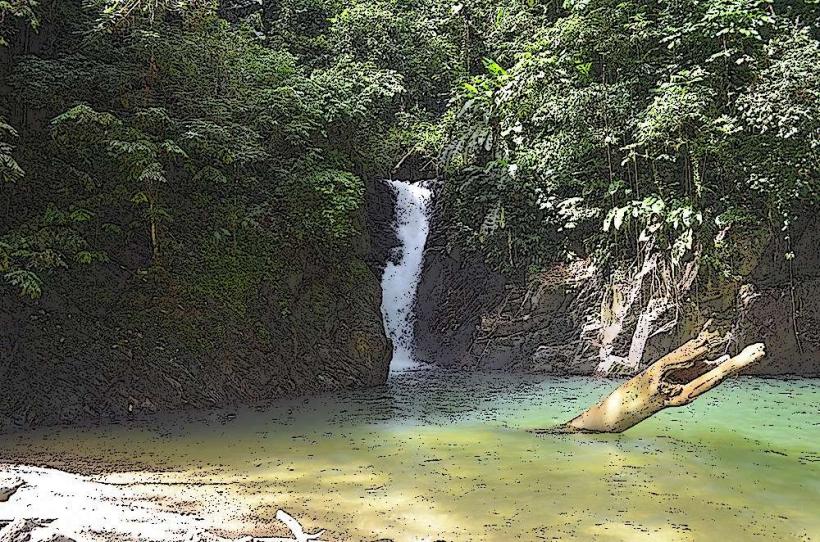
1 372 817 541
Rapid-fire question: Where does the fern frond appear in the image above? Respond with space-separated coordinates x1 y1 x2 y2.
4 270 44 299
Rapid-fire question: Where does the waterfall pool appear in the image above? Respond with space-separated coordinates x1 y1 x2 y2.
0 371 817 541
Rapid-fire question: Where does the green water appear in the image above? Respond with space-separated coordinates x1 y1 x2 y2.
1 372 818 541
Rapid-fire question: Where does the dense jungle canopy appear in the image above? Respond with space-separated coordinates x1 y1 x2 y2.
1 0 818 325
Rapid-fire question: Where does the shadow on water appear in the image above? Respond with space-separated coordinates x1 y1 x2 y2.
0 371 817 541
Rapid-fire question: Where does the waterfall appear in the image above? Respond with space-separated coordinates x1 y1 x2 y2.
380 179 433 372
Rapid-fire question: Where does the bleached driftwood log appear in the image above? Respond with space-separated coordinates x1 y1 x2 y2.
562 324 766 433
272 510 325 542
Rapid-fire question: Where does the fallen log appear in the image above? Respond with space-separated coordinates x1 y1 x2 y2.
560 325 766 433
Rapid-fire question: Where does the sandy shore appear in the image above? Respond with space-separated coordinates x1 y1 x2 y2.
0 464 327 542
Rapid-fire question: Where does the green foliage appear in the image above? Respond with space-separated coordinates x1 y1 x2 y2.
736 27 820 225
328 1 461 106
0 117 24 184
88 0 217 31
51 104 182 259
0 204 101 297
1 0 426 299
603 196 703 264
288 167 365 245
0 0 38 46
440 0 820 274
2 0 818 299
3 269 42 297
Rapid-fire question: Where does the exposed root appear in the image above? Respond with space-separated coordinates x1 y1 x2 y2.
595 245 701 376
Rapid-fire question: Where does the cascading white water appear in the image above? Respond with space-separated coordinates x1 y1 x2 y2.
380 179 433 372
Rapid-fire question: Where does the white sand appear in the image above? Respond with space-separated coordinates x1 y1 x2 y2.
0 465 323 542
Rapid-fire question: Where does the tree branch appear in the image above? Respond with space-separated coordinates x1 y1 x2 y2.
666 343 765 407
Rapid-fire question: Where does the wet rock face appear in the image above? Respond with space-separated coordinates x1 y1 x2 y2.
0 257 392 431
0 182 393 431
413 185 508 367
365 179 400 278
412 180 599 373
728 216 820 375
416 200 819 376
736 282 820 375
464 263 602 374
424 258 603 375
413 182 599 373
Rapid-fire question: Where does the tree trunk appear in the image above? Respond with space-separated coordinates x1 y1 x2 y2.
149 213 159 260
560 325 766 433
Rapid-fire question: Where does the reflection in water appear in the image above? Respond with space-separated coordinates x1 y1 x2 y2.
0 372 818 541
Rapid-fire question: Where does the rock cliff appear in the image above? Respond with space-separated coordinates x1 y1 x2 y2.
415 203 820 376
0 181 395 431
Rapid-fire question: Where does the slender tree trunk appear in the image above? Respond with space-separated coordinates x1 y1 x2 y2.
148 194 160 261
149 215 159 260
